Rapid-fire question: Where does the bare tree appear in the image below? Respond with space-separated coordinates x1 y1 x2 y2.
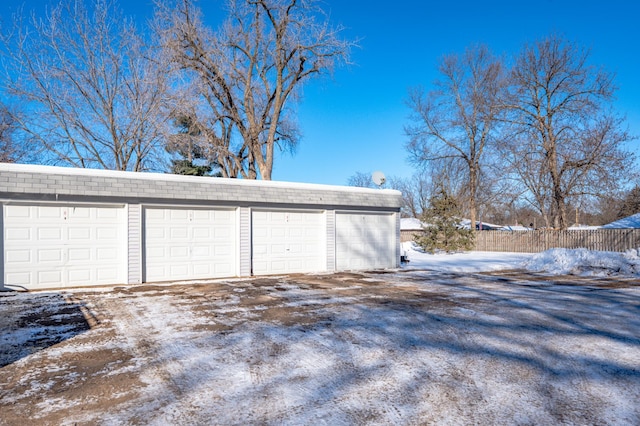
388 174 430 218
497 131 556 227
347 170 432 218
0 0 169 171
0 103 22 162
504 35 634 229
156 0 353 179
405 45 505 229
347 171 377 188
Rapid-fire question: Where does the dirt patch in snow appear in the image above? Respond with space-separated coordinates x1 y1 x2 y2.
1 271 639 425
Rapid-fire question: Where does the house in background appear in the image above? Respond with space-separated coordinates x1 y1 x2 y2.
400 217 505 242
602 213 640 229
400 217 426 242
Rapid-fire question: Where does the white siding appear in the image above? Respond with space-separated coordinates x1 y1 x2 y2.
127 204 142 284
395 212 401 265
326 210 336 272
239 207 251 276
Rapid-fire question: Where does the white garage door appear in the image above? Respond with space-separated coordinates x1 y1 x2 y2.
3 204 125 290
252 210 325 275
144 208 236 282
336 212 396 271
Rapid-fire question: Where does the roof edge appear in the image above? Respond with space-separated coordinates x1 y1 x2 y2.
0 163 401 196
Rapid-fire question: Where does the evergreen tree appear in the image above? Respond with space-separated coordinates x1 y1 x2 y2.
417 187 475 254
166 115 221 177
617 186 640 219
169 159 213 176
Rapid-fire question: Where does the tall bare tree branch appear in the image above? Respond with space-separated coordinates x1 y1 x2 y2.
503 35 634 229
156 0 353 179
405 45 506 228
0 0 169 171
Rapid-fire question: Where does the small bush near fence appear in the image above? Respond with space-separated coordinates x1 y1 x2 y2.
403 229 640 253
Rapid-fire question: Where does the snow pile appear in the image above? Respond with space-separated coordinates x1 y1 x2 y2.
402 241 640 277
523 247 640 276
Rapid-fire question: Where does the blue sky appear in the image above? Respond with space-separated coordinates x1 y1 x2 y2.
278 0 640 185
2 0 639 186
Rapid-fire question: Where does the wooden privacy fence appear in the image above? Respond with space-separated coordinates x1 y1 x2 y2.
403 229 640 253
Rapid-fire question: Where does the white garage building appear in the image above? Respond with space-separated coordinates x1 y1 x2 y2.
0 164 402 290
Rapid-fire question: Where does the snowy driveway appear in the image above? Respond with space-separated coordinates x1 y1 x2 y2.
1 270 639 425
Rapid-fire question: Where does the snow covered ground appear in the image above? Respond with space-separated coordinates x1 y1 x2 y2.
403 241 640 277
401 242 533 273
1 247 640 425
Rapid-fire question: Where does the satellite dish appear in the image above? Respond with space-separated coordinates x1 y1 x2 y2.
372 171 386 187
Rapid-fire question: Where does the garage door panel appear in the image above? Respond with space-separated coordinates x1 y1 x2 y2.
169 245 190 258
146 265 163 277
68 227 91 241
6 249 30 263
69 269 91 283
214 210 233 221
39 228 62 240
7 271 30 285
3 205 126 290
37 206 63 218
40 249 64 262
69 207 91 220
96 227 118 240
171 210 189 220
6 228 30 240
99 266 120 279
191 264 210 276
96 208 118 219
6 205 29 218
146 246 165 259
252 245 267 255
213 246 230 256
272 244 286 255
39 270 62 285
269 261 286 273
191 245 211 257
144 207 236 282
271 228 286 238
170 227 189 239
146 227 166 239
288 244 303 254
169 265 189 277
67 249 90 262
193 227 211 239
146 209 165 220
97 247 118 261
288 260 303 270
215 262 233 274
215 227 233 238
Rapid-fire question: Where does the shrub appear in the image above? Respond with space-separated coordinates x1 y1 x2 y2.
416 187 475 253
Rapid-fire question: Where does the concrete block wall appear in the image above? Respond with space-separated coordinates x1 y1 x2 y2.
0 164 402 211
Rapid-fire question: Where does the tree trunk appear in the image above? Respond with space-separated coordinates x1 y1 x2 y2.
469 164 477 230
